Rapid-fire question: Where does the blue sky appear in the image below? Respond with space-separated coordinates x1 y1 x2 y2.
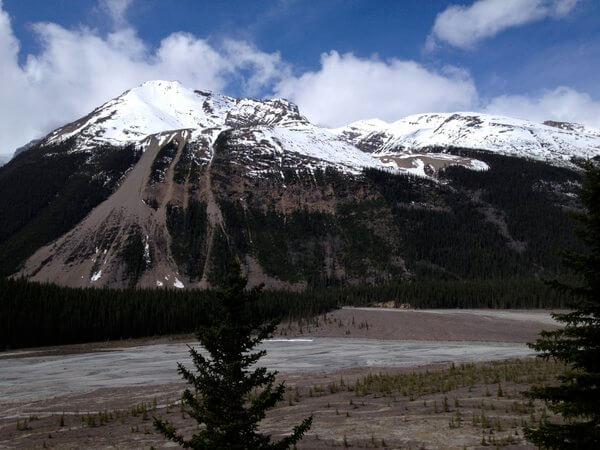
1 0 600 153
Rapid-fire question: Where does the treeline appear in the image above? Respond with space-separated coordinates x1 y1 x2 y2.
338 277 571 309
1 276 571 349
0 277 339 349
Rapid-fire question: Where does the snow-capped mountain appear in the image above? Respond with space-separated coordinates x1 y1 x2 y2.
0 80 595 289
333 112 600 166
46 81 307 147
44 80 380 175
41 80 599 177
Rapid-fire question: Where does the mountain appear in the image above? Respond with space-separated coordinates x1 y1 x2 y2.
0 80 595 289
333 113 600 167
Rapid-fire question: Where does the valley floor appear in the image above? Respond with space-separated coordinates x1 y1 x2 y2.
0 308 560 449
277 307 558 343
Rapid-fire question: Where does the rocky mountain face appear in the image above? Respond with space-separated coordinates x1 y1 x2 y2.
0 80 596 289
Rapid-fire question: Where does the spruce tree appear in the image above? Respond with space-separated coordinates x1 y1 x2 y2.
154 272 312 449
525 161 600 448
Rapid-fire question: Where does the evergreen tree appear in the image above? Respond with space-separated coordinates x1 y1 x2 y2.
525 161 600 448
153 272 312 449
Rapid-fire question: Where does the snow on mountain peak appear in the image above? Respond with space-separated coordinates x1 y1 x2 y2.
40 80 600 176
45 80 310 149
334 111 600 166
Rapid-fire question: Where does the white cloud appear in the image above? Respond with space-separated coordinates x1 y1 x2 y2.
0 1 289 152
1 0 598 157
275 51 478 127
221 40 291 96
485 87 600 129
273 50 600 131
428 0 578 50
100 0 134 28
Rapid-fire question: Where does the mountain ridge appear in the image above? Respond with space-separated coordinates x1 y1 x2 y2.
0 79 595 289
333 111 600 167
34 80 600 175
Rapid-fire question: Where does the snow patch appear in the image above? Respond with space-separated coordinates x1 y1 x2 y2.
91 270 102 282
143 235 151 266
469 159 490 171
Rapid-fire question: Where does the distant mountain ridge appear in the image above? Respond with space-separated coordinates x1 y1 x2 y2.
0 80 595 289
39 80 600 174
334 112 600 166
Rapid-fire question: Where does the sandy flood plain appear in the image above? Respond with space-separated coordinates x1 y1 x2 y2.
276 307 559 343
0 308 560 449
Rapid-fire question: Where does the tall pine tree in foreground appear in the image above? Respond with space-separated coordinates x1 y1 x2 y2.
154 272 312 449
525 161 600 448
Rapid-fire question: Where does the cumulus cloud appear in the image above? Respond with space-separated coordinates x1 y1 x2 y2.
428 0 578 50
273 50 600 130
485 87 600 129
100 0 134 28
1 0 598 157
275 51 478 127
0 0 289 152
221 40 291 96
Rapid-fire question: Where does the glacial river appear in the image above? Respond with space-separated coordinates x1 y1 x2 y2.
0 338 533 402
